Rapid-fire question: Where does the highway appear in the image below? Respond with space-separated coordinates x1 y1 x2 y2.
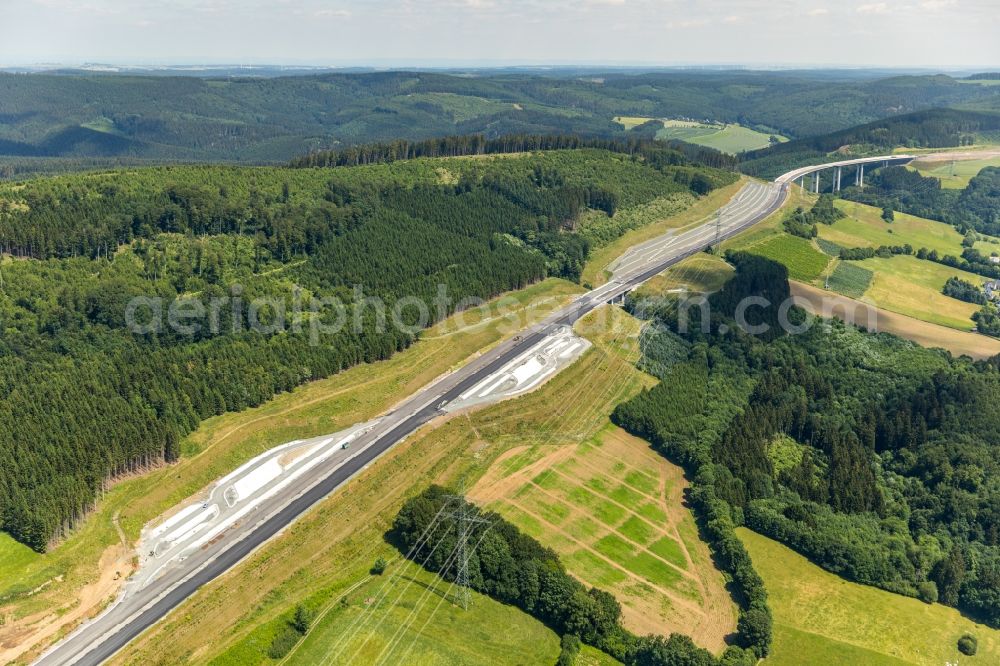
776 154 916 186
36 156 900 666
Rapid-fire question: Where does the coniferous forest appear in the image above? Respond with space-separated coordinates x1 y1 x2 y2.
0 145 734 551
612 253 1000 629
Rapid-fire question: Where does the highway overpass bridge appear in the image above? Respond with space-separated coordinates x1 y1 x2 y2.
777 154 917 193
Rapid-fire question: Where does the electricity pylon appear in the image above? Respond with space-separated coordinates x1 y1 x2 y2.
444 490 490 610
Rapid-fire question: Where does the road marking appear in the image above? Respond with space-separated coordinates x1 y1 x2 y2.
37 163 816 666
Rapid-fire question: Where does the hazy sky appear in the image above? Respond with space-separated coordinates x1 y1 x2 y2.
1 0 997 69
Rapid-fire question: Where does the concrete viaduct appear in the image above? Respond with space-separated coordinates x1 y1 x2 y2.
776 154 917 193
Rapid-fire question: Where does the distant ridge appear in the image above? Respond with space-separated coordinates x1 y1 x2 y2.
2 70 1000 164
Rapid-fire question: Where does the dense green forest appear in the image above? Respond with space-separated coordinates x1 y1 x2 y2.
613 253 1000 628
739 109 1000 179
393 485 768 666
1 69 999 169
0 147 734 550
288 133 737 171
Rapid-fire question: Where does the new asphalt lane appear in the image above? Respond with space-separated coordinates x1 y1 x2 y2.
37 176 793 666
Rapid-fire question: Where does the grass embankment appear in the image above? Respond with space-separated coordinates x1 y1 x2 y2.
0 278 583 664
110 305 661 664
739 528 1000 665
582 177 747 288
636 253 735 296
264 561 563 666
725 183 809 253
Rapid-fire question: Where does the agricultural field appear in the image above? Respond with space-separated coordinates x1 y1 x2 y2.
856 255 983 330
819 200 967 256
611 117 785 153
469 424 738 653
612 116 657 130
743 234 831 282
911 154 1000 189
0 277 584 664
731 196 998 331
739 528 1000 665
790 282 1000 360
824 262 874 299
108 305 683 665
656 119 785 154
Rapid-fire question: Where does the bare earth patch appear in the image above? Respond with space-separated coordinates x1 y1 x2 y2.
912 147 1000 165
0 543 131 664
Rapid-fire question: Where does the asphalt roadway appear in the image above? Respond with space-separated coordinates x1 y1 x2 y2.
36 178 788 666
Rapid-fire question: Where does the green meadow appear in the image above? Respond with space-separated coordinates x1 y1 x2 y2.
740 528 1000 665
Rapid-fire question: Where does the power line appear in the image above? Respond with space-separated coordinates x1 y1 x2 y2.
443 488 490 610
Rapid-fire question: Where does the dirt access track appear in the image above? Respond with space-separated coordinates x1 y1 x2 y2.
911 147 1000 165
0 542 132 665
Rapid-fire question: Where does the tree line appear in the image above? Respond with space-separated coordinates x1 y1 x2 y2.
393 485 768 666
288 133 738 171
781 194 846 238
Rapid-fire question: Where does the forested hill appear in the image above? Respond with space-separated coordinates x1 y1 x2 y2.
0 147 735 551
739 108 1000 178
614 253 1000 628
1 69 999 168
287 133 738 171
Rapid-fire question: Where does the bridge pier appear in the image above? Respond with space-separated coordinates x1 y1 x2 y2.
835 167 842 192
859 164 865 188
814 171 821 194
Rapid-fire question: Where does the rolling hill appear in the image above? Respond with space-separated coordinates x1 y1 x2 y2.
1 70 999 169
